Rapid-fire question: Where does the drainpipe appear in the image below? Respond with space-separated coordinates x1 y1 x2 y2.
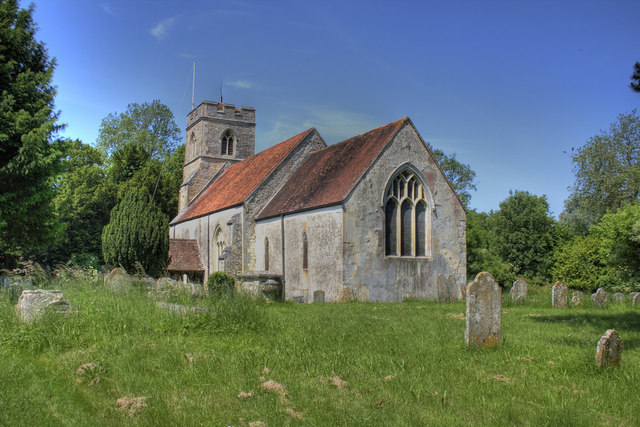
206 216 210 277
281 214 286 300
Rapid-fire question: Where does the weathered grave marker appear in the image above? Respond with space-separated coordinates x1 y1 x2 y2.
595 329 623 369
552 281 568 308
16 289 71 323
613 292 625 303
571 290 583 306
313 290 325 303
591 287 608 308
630 292 639 301
633 293 640 306
510 278 527 304
465 272 501 348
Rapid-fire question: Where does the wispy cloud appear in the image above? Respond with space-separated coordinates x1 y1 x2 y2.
228 80 253 89
263 106 378 147
100 3 117 17
150 17 176 40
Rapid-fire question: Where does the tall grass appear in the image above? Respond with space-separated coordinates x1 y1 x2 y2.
0 277 638 425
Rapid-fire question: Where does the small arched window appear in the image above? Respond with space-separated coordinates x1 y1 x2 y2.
214 227 225 271
221 129 235 156
264 238 270 271
384 168 431 257
302 232 308 270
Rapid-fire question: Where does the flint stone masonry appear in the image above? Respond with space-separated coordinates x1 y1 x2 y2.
510 278 527 304
465 272 501 348
552 281 568 308
595 329 623 369
613 292 625 303
571 291 584 306
633 293 640 306
16 289 71 323
591 287 609 308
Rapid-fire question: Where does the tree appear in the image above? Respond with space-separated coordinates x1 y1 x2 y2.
97 100 181 161
561 110 640 232
489 191 555 281
427 143 477 208
0 0 66 267
52 140 115 264
466 209 514 285
102 188 168 277
631 62 640 93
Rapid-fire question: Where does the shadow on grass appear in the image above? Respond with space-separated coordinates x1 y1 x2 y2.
528 312 640 349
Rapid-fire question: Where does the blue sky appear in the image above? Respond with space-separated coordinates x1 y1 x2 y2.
30 0 640 216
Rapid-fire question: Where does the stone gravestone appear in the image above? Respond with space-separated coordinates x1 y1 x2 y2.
510 278 527 304
633 293 640 306
465 272 501 348
613 292 625 303
571 291 583 306
104 267 131 292
630 292 639 302
552 281 568 308
595 329 623 369
591 287 609 308
436 275 457 302
313 290 325 303
16 289 70 323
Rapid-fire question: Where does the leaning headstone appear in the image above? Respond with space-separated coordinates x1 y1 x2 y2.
465 272 501 348
15 289 71 323
510 278 528 304
591 287 608 308
613 292 625 303
630 292 639 302
552 281 568 308
571 290 584 306
633 293 640 306
104 267 131 292
595 329 623 369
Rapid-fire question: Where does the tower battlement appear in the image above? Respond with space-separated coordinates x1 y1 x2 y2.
187 101 255 130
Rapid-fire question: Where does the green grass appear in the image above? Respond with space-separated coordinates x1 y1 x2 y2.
1 278 639 426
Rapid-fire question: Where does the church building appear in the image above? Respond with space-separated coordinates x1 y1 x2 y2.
168 101 466 302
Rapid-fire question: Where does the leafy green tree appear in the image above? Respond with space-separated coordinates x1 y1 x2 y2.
561 110 640 232
102 188 169 277
52 140 115 263
466 209 514 285
631 62 640 93
97 100 181 161
489 191 555 282
553 202 640 292
427 143 477 208
0 0 66 266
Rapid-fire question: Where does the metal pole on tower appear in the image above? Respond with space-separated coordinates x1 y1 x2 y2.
191 59 196 111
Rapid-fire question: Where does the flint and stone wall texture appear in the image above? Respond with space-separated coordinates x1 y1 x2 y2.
342 123 466 302
169 206 243 279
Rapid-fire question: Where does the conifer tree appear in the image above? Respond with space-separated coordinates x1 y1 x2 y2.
102 188 169 277
0 0 65 266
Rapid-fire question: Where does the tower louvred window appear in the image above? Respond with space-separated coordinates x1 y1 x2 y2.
384 168 431 257
221 129 235 156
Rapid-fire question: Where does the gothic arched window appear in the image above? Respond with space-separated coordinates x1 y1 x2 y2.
384 168 431 257
221 129 235 156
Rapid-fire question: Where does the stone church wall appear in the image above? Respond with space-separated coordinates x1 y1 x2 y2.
280 206 344 303
169 206 243 279
343 123 466 301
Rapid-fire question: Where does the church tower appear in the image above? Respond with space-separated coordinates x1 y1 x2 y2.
178 101 256 212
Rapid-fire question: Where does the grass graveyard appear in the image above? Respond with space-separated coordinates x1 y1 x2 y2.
1 274 639 426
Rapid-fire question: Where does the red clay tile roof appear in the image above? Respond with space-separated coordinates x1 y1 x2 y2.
168 239 204 272
171 128 315 224
256 117 408 220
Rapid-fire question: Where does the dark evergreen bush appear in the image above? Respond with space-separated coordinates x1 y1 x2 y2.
206 272 235 299
101 188 168 277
